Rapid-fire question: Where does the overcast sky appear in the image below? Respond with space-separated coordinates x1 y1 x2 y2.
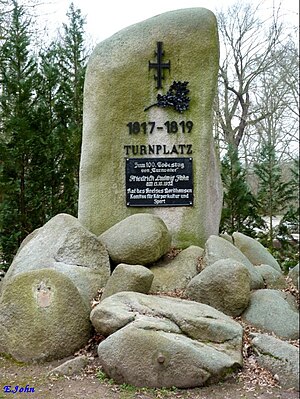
36 0 299 44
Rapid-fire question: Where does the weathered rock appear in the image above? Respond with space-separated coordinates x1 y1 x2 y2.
78 8 223 249
203 235 264 290
150 246 203 293
242 289 299 340
0 270 5 296
185 259 251 316
251 333 299 390
288 263 299 288
102 263 154 300
48 355 89 377
233 232 282 273
90 292 243 388
256 264 287 289
2 213 110 306
99 213 171 265
0 269 91 362
219 233 233 243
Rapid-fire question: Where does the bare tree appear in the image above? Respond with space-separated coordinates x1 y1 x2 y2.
252 42 299 163
214 1 296 156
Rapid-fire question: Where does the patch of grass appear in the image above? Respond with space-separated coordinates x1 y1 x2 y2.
95 371 179 398
0 353 25 366
120 383 136 392
96 369 115 385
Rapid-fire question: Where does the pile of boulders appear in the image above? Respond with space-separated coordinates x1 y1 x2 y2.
0 213 298 389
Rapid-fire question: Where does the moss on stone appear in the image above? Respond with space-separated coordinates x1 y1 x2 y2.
0 269 91 363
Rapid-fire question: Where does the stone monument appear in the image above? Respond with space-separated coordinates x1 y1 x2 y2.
78 8 223 248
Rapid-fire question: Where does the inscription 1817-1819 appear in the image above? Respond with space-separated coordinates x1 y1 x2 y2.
126 158 193 207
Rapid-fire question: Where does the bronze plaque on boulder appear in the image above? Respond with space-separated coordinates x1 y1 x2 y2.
126 157 193 207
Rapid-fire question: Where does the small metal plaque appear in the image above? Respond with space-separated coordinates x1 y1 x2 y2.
126 157 193 207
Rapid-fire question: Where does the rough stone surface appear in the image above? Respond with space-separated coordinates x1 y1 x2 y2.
288 263 299 288
90 292 243 388
256 264 287 289
48 355 89 377
233 232 282 273
185 259 251 316
78 8 223 249
219 233 233 243
2 213 110 307
0 271 5 296
101 263 154 300
150 246 203 293
99 213 171 265
203 235 264 290
242 289 299 340
0 269 91 363
251 333 299 390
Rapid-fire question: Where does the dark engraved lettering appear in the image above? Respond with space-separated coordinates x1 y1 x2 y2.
124 145 131 156
148 145 155 155
133 145 139 155
124 145 193 156
140 145 147 155
178 144 185 154
170 145 179 155
163 145 170 154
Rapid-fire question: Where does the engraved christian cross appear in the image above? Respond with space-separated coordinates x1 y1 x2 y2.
148 42 170 89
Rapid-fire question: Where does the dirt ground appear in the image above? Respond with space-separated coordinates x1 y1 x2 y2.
0 353 299 399
1 280 299 399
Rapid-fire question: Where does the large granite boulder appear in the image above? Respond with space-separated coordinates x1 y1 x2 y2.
203 236 263 290
99 213 171 265
101 263 154 300
185 259 251 316
78 8 223 249
242 289 299 340
233 232 282 273
0 269 91 362
251 333 299 390
255 264 287 289
2 213 110 307
90 292 243 388
149 246 203 293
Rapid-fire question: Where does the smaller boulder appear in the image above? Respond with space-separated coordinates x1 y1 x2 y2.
203 235 263 290
48 355 89 377
233 232 282 273
150 246 203 293
0 269 91 363
256 264 287 289
101 264 154 300
91 292 243 388
2 213 111 307
99 214 171 265
242 289 299 340
251 333 299 390
288 263 299 288
185 259 251 316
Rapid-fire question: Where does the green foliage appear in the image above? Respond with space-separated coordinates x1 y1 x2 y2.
0 2 88 270
220 145 265 236
0 1 40 266
96 369 178 398
270 159 299 271
254 142 296 249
